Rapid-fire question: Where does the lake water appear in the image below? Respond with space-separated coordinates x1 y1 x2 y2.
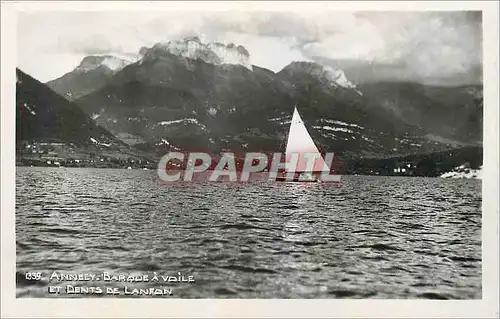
15 167 482 299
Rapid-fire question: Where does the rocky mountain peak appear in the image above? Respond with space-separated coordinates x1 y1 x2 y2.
75 55 133 73
140 37 253 71
281 61 357 90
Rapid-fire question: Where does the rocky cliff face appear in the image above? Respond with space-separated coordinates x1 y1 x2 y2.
46 55 137 101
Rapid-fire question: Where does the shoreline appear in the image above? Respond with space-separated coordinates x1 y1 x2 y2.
15 164 482 180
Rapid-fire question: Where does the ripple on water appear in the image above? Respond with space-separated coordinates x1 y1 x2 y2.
15 168 482 299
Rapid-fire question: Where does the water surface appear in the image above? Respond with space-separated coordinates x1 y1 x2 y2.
16 167 482 299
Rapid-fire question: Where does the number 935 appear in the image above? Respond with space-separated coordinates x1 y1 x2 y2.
25 272 42 280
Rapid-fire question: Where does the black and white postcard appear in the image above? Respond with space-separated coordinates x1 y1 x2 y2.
1 1 498 318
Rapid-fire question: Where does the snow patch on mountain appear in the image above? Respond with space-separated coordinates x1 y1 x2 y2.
313 125 354 134
75 55 135 73
155 138 170 146
144 37 253 71
158 118 199 125
89 136 112 147
361 136 374 143
282 62 359 91
208 107 218 116
317 65 357 90
157 118 207 131
23 102 36 115
268 116 291 125
320 119 364 129
318 131 337 139
102 57 130 71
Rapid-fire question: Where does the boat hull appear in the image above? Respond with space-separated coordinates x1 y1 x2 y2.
274 173 319 183
274 178 319 183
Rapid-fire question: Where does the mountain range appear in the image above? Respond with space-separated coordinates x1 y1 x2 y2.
16 68 120 146
16 68 151 165
21 37 482 166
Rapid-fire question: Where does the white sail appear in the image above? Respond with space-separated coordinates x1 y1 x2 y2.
284 107 329 173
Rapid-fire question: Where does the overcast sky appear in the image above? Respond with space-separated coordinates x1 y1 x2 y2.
17 10 482 85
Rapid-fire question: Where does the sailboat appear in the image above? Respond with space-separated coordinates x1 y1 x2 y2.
275 106 330 182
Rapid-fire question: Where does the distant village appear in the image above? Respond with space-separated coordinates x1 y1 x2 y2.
16 141 156 170
15 140 482 178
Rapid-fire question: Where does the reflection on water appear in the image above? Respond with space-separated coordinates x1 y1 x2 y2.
16 167 481 299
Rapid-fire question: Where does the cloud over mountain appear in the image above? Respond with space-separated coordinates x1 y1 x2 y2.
18 10 482 85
